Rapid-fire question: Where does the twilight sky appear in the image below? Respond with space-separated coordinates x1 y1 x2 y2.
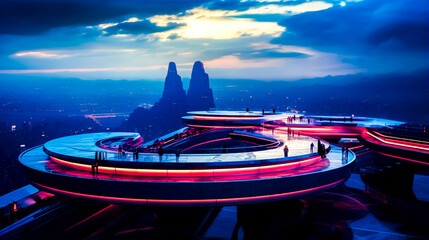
0 0 427 80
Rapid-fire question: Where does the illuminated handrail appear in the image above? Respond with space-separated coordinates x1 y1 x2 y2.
49 154 327 178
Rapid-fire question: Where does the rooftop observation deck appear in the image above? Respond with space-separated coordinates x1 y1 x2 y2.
19 123 355 206
42 131 324 167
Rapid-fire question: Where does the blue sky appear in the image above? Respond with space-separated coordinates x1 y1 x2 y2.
0 0 427 80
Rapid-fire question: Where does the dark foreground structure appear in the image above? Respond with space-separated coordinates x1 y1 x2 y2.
2 110 429 239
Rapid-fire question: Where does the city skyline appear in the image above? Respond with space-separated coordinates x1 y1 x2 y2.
0 0 427 80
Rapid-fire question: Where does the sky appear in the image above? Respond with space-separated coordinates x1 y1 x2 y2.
0 0 427 80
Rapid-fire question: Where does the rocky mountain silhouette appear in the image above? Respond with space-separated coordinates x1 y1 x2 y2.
187 61 215 111
128 61 215 140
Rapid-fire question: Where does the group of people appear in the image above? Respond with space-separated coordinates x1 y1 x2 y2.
284 142 316 158
323 117 354 123
156 146 182 162
317 140 326 158
92 151 107 177
287 127 298 137
142 128 207 162
285 115 297 124
143 128 205 154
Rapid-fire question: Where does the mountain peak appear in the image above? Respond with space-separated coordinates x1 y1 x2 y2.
168 62 177 74
187 61 215 111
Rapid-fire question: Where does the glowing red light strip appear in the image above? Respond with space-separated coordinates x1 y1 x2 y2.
366 132 429 152
277 127 361 137
216 178 345 204
378 152 429 166
65 204 116 232
193 116 262 121
373 131 429 145
187 124 257 129
288 127 333 131
50 155 322 178
229 133 278 144
181 137 231 152
33 178 345 206
371 131 429 148
349 145 364 150
306 133 360 136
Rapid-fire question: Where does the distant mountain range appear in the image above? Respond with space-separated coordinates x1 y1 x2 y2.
0 68 427 130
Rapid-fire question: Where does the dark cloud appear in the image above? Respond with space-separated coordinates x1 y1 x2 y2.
0 0 128 35
200 47 310 62
0 0 210 35
368 22 429 51
167 33 180 40
273 0 429 53
204 0 259 11
103 20 184 36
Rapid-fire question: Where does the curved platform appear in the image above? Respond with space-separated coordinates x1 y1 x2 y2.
19 125 355 206
183 110 300 127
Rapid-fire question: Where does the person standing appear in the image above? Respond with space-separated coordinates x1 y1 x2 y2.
284 145 289 157
91 164 95 177
345 147 349 159
175 148 181 162
321 144 326 158
222 145 227 153
310 142 314 153
95 162 99 176
117 145 122 158
158 146 164 162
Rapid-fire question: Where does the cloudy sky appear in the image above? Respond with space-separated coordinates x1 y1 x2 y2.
0 0 427 80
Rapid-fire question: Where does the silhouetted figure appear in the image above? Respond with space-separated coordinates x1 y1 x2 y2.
91 164 95 177
262 109 265 115
222 145 228 153
246 108 249 112
175 148 181 162
158 146 164 162
95 162 99 176
308 118 310 124
317 140 322 156
320 144 326 158
118 145 122 158
273 109 276 114
310 142 314 153
345 147 349 159
284 145 289 157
